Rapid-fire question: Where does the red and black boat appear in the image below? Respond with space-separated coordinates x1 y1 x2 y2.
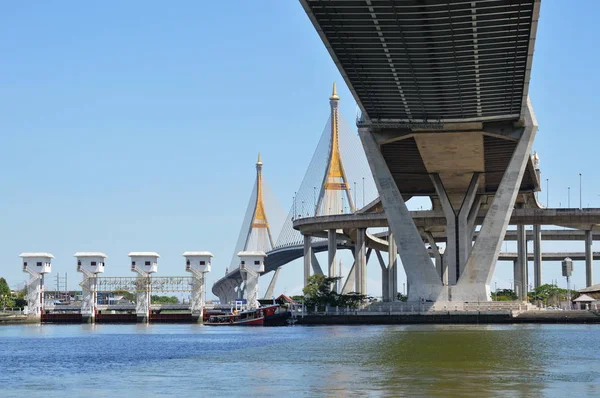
203 301 289 326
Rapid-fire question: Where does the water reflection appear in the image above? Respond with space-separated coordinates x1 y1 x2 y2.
364 325 545 397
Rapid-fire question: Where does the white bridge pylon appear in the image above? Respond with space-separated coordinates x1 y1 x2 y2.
316 83 355 216
212 84 378 302
275 83 377 248
212 155 277 304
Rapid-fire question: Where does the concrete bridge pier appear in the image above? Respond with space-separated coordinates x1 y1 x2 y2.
453 100 538 302
359 128 444 302
376 250 389 301
513 260 521 299
430 173 480 286
517 223 528 300
303 234 312 288
424 231 445 284
533 225 542 288
328 229 337 292
388 233 398 300
354 228 367 295
586 230 594 287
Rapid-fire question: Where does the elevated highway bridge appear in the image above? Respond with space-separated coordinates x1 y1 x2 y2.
215 1 591 305
299 0 542 302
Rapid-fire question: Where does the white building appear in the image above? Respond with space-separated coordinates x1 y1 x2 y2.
129 252 159 274
75 252 107 320
239 251 265 309
183 251 213 317
20 252 54 316
129 252 159 322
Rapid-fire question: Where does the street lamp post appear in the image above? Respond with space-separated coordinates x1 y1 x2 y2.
546 178 549 207
568 187 571 208
354 181 357 212
579 173 582 210
362 177 365 208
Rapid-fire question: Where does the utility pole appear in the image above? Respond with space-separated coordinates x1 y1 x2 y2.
546 178 549 207
568 187 571 208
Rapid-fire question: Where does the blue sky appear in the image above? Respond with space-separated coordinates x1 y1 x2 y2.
1 1 599 296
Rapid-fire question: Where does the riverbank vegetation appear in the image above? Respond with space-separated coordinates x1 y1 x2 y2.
302 274 366 310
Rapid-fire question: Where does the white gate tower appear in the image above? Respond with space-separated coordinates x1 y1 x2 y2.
183 251 212 319
239 251 265 309
129 252 159 323
20 253 53 316
75 252 106 323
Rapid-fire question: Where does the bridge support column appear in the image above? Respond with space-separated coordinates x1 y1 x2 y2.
376 250 389 302
424 231 444 284
388 232 397 300
431 173 480 285
517 223 527 300
518 223 528 299
454 99 537 301
355 228 366 295
359 128 443 302
512 260 520 298
328 229 337 292
303 234 312 288
342 258 356 294
533 225 542 288
586 230 594 287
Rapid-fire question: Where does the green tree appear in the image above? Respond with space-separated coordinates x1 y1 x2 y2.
0 278 10 296
151 295 179 304
529 284 572 306
302 275 365 310
491 289 518 301
0 278 16 310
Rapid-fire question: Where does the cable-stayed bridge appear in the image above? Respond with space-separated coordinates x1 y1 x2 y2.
212 86 379 303
214 1 600 305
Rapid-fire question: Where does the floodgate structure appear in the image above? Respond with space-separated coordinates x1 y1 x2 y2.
13 1 600 324
20 86 600 323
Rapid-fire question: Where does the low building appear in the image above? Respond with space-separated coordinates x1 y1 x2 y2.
576 284 600 310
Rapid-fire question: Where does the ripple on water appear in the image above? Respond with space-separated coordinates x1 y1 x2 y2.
1 324 600 397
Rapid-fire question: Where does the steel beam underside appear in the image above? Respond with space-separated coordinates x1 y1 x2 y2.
300 0 540 122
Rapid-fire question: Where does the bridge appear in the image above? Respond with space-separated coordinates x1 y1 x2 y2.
215 1 594 306
213 85 597 306
298 0 543 302
212 85 380 303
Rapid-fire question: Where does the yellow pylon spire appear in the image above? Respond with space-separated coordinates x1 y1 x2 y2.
330 82 340 101
325 83 346 189
320 82 355 213
252 153 268 228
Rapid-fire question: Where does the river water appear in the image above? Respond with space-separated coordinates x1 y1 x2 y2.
1 324 599 397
